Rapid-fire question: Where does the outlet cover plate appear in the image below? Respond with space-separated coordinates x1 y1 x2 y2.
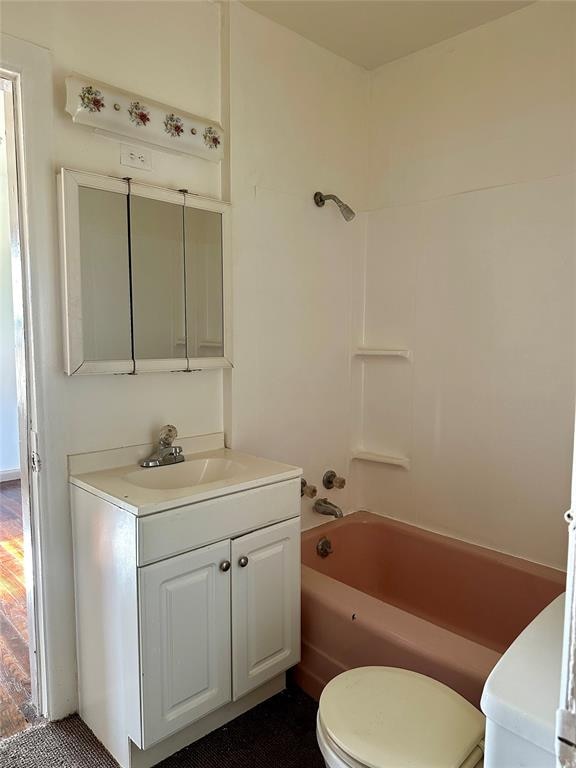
120 144 152 171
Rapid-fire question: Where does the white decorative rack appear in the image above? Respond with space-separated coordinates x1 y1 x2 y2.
354 347 411 359
351 451 411 469
65 75 224 162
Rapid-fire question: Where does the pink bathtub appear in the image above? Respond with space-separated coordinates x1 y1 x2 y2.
293 511 565 706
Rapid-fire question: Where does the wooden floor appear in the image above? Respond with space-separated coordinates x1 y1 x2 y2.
0 480 38 739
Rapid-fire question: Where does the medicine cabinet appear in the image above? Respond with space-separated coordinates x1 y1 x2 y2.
58 169 231 374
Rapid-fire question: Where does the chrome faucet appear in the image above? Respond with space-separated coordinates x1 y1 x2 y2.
140 425 185 468
313 498 343 519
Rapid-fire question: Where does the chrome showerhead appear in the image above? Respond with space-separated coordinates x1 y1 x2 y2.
314 191 356 222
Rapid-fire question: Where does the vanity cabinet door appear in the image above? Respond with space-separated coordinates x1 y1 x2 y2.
139 539 232 747
231 517 301 700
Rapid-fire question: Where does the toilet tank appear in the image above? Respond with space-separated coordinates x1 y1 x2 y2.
481 594 564 768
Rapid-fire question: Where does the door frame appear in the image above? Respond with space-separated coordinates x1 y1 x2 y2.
1 70 44 717
0 34 55 719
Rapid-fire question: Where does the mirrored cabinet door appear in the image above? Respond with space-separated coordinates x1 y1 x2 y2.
130 195 186 368
59 170 134 374
78 187 132 362
59 169 231 375
184 206 224 359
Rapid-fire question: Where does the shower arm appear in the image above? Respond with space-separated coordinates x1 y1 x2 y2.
314 192 340 206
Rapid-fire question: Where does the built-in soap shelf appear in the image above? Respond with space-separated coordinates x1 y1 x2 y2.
352 347 412 471
351 450 411 469
353 347 412 360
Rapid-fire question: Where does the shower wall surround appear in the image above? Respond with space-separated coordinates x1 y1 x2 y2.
355 1 575 569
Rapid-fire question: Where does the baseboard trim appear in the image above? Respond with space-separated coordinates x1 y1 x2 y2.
0 469 20 483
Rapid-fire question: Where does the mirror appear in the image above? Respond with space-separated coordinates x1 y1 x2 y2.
130 196 186 362
78 187 132 362
184 206 224 359
59 169 230 375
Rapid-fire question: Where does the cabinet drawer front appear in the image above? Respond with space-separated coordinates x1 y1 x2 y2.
232 517 301 700
139 539 232 747
137 479 300 566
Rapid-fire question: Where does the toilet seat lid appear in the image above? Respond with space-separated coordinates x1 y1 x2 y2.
319 667 485 768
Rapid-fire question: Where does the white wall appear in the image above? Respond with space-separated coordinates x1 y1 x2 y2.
2 1 225 716
355 2 575 569
228 3 368 529
0 94 20 476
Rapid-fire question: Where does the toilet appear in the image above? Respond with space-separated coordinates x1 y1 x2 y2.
316 666 485 768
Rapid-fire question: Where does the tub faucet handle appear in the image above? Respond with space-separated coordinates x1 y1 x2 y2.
323 470 346 490
301 479 317 499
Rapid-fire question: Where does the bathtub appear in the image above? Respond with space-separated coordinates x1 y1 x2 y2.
293 511 565 706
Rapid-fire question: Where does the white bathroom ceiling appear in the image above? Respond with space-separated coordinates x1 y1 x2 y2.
242 1 533 70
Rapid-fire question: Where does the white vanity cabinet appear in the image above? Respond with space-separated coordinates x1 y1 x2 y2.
139 517 300 748
70 465 301 768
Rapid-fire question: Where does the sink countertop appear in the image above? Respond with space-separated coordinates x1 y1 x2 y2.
70 446 302 516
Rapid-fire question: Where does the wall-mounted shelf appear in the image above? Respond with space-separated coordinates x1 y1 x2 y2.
351 450 411 469
354 348 411 359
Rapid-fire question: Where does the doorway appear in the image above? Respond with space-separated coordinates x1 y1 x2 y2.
0 73 41 738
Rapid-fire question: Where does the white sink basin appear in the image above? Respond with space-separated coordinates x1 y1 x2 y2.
70 437 302 515
124 458 245 491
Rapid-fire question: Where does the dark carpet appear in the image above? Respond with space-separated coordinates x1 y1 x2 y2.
0 687 325 767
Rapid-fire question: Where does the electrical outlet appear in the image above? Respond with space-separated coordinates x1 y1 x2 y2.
120 144 152 171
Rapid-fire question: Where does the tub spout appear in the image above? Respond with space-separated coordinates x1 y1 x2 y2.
313 498 343 519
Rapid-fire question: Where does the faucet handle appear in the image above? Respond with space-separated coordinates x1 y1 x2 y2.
301 478 318 499
159 424 178 448
323 470 346 490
